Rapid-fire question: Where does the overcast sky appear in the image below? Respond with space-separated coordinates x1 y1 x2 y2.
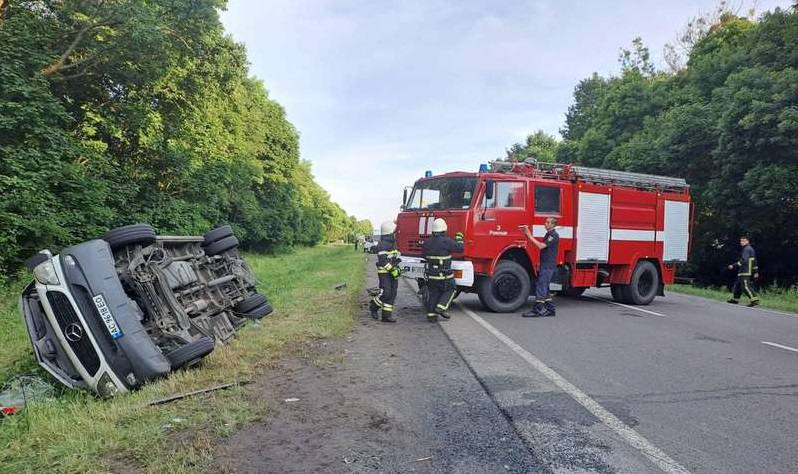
220 0 791 229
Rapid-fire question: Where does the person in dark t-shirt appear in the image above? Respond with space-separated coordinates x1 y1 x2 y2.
520 217 560 317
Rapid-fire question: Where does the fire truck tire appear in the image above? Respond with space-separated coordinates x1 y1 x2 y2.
477 261 531 313
627 260 659 305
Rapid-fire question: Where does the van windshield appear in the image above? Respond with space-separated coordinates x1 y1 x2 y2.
406 177 477 210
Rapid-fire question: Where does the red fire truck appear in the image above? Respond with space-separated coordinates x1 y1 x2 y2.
395 161 691 312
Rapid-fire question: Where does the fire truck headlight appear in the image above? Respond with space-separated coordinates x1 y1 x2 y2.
33 260 60 286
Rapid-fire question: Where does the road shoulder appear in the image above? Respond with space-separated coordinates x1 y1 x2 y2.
213 258 543 473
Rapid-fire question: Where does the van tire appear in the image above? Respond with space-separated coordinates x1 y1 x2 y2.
166 337 215 370
235 294 268 314
103 224 156 251
477 261 531 313
243 302 273 319
204 236 239 256
203 225 234 246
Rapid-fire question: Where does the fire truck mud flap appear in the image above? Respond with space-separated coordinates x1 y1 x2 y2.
400 257 474 287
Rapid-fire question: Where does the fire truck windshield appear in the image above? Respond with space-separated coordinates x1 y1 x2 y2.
406 177 477 210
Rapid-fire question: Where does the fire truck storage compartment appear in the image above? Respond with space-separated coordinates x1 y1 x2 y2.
575 191 610 262
661 200 690 262
609 188 656 264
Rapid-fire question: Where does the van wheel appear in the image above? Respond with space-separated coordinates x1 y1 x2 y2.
477 261 531 313
103 224 156 251
235 294 268 313
627 261 659 305
203 225 234 247
166 337 215 370
204 235 239 256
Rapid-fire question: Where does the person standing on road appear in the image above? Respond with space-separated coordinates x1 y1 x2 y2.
520 217 559 317
727 234 760 307
370 221 401 323
422 218 464 322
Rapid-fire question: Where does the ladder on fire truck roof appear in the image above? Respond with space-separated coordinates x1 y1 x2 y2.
489 160 689 192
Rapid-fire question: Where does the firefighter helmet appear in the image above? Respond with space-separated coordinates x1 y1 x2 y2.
431 218 447 233
381 220 396 235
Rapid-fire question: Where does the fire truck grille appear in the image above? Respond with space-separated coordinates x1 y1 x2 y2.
47 291 101 376
407 239 422 253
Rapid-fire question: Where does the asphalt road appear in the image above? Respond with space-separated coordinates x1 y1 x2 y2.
435 285 798 473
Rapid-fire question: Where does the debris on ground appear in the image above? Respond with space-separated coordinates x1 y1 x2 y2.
0 375 55 416
146 381 250 406
334 282 347 290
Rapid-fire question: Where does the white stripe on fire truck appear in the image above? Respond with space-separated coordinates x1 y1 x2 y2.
611 229 656 241
531 226 670 243
418 217 427 235
532 225 573 239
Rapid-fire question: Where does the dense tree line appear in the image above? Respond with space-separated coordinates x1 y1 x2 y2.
0 0 369 278
507 5 798 285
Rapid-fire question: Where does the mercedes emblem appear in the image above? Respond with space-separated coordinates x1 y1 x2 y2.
64 323 83 342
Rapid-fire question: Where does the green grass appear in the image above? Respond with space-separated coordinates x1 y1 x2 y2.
668 283 798 314
0 245 367 473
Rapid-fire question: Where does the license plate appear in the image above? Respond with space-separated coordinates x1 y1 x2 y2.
92 294 124 339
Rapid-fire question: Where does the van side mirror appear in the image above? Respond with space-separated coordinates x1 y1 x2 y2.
485 180 494 201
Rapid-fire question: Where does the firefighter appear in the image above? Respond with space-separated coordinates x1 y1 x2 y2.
520 217 559 317
369 221 401 323
422 218 464 322
727 234 760 307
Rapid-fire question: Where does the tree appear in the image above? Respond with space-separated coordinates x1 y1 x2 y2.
505 130 559 162
0 0 367 276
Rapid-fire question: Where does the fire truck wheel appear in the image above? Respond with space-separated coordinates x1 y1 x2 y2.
477 261 531 313
627 260 659 305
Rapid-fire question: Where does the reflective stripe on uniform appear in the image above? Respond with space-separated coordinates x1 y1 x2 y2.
427 255 451 260
427 274 454 280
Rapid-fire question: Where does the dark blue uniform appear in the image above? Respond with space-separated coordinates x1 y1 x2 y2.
422 233 464 320
534 229 559 315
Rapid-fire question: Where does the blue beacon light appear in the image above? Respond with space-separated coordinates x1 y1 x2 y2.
479 163 489 173
424 170 432 178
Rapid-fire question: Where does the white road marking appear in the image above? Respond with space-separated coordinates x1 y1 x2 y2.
583 294 667 317
455 301 692 474
761 341 798 354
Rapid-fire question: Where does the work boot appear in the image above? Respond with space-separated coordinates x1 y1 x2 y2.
726 298 738 304
381 312 396 323
370 307 379 320
522 303 543 318
437 311 450 320
427 313 438 322
747 300 760 307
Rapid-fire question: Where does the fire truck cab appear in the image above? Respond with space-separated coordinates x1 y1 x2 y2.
395 161 691 313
